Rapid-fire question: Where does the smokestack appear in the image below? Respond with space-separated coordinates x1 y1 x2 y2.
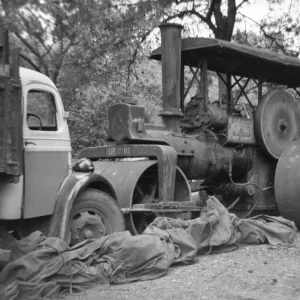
159 23 183 133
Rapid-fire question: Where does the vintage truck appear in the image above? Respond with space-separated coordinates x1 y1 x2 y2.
1 23 300 246
0 29 126 246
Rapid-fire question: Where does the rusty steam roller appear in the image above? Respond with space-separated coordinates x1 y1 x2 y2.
78 23 300 234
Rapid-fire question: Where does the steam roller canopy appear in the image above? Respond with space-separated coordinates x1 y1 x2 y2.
275 140 300 227
254 89 300 159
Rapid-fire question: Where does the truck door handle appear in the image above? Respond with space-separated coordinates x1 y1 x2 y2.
25 141 37 146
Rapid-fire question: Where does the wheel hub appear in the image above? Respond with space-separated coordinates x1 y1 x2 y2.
254 89 300 159
71 211 106 245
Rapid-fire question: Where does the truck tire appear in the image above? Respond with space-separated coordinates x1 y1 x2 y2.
69 188 125 245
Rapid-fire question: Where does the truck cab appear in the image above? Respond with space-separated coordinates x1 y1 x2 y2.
19 68 71 219
1 67 72 221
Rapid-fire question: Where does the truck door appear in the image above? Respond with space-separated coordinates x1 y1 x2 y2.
23 83 71 218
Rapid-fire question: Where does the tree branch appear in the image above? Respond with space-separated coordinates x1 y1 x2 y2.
20 53 40 71
239 12 298 56
206 0 217 20
126 28 152 89
13 31 41 58
237 0 249 10
164 9 216 34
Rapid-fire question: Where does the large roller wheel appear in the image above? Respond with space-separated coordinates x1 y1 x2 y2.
93 160 191 235
126 165 191 235
275 140 300 227
68 188 125 245
255 89 300 159
126 165 159 234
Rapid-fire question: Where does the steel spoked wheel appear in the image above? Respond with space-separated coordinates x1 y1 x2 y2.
126 165 192 235
126 166 158 235
133 178 158 234
69 188 125 246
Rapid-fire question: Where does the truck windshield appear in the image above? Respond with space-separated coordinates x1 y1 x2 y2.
27 90 57 131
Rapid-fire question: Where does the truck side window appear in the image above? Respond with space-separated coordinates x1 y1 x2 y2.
27 90 57 131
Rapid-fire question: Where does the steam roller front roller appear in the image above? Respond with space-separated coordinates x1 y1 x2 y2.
93 160 191 235
275 140 300 227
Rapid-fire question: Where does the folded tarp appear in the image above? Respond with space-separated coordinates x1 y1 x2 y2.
0 197 297 300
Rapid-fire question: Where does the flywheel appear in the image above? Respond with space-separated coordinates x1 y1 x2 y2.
254 89 300 159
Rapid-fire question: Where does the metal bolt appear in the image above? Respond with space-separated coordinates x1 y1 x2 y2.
246 185 256 196
84 229 94 239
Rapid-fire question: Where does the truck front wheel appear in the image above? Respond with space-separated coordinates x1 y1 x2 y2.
68 188 125 245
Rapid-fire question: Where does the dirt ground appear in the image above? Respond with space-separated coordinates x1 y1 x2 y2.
65 232 300 300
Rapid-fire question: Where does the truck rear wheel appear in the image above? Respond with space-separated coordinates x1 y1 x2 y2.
69 188 125 245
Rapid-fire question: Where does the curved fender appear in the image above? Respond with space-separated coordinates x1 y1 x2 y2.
48 172 116 241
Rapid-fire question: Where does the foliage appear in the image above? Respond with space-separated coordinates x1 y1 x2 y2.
2 0 297 154
66 58 163 154
1 0 79 83
237 0 300 57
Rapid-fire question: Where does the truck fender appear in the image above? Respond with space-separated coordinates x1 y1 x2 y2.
48 172 117 241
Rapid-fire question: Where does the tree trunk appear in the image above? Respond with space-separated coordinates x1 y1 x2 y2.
213 0 237 106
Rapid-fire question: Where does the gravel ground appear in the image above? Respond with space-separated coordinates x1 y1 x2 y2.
66 232 300 300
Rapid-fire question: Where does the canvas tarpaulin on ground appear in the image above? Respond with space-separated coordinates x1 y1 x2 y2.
0 197 297 300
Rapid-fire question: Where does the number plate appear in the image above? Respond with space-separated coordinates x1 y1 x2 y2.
106 147 131 156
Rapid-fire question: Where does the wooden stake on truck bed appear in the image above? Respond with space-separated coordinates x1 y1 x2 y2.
0 26 23 183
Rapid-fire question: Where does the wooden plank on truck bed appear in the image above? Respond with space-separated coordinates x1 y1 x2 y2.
0 64 10 76
0 28 23 181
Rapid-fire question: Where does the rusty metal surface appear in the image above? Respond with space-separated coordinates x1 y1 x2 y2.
151 37 300 87
106 104 196 156
247 148 276 211
80 144 178 203
92 159 191 206
275 140 300 227
159 23 183 132
226 116 256 145
107 104 151 143
93 160 157 209
122 201 202 214
182 100 228 130
255 89 300 159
